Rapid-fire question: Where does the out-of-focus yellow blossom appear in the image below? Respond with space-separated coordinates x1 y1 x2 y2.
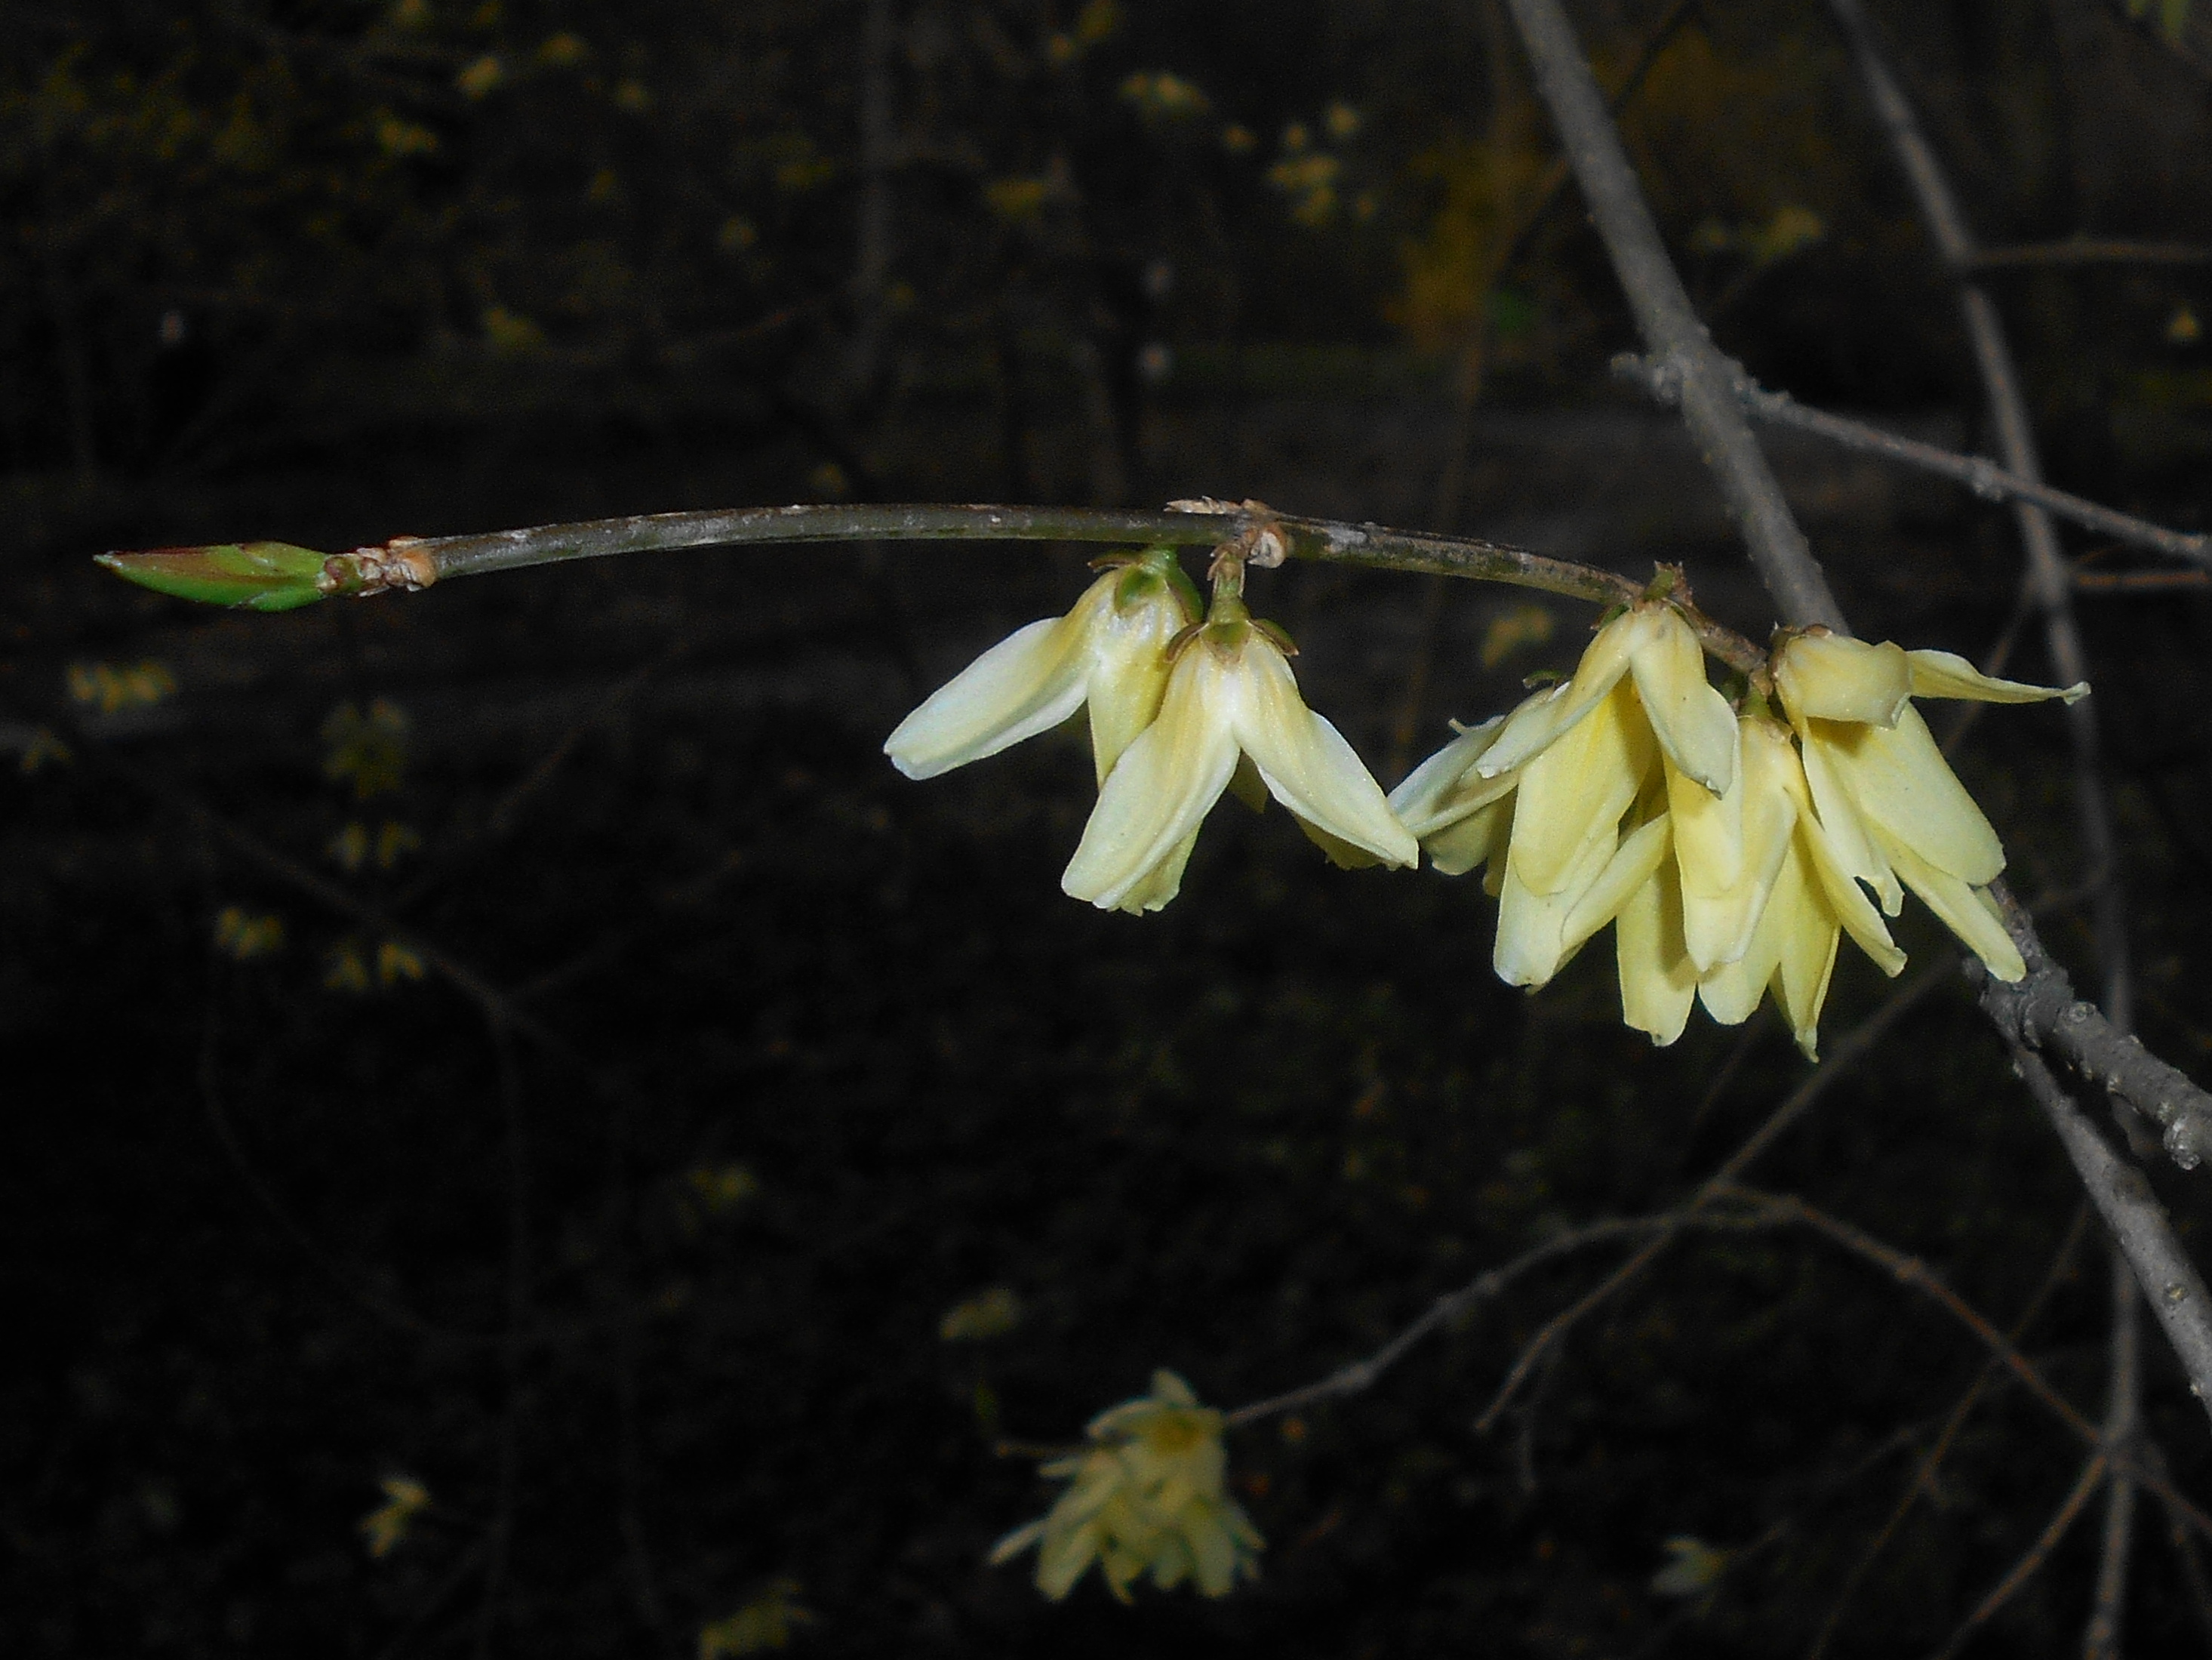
1773 630 2085 984
884 549 1198 787
1060 594 1417 912
358 1474 430 1557
990 1370 1261 1602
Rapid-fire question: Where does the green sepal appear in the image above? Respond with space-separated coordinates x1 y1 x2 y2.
97 542 331 611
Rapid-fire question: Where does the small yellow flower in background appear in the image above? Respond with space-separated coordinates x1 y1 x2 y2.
213 906 286 961
885 548 1198 787
323 699 411 801
1773 630 2084 984
1060 593 1417 913
698 1579 812 1657
938 1285 1023 1342
359 1474 430 1557
990 1369 1262 1602
67 658 177 715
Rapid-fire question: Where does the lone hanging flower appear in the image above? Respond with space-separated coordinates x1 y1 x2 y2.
1060 590 1417 911
884 547 1199 785
989 1369 1262 1602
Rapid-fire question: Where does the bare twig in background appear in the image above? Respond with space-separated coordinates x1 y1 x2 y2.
1470 962 1952 1435
1923 1453 2110 1660
1996 1030 2212 1433
1722 1184 2210 1534
1497 0 1847 631
1222 1209 1769 1427
1968 239 2212 271
2075 568 2212 591
1804 1203 2094 1660
2086 1251 2143 1660
1613 352 2212 568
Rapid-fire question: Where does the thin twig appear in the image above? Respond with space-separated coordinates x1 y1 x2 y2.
1470 959 1953 1436
1499 0 1847 632
2085 1251 2142 1660
1613 352 2212 568
1223 1210 1771 1427
1804 1202 2094 1660
1968 239 2212 271
1720 1184 2212 1538
1924 1453 2110 1660
1995 1029 2212 1429
473 1018 531 1660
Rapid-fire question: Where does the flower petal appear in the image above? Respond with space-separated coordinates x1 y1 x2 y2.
1675 719 1799 972
1798 726 1904 915
1115 829 1199 913
1906 648 2087 707
1617 859 1697 1046
1084 581 1192 783
1561 813 1673 957
1426 796 1512 877
1771 846 1843 1061
1874 829 2027 981
1495 819 1617 987
1063 650 1240 910
1476 607 1657 778
1629 607 1737 796
884 610 1094 779
1817 705 2004 885
1508 679 1654 895
1774 633 1912 728
1389 715 1505 836
1234 637 1417 868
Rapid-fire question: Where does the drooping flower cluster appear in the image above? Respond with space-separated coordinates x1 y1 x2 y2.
1391 604 2084 1056
884 547 1416 913
989 1370 1263 1600
884 550 2084 1058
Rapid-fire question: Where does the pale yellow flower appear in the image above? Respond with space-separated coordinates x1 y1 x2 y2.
884 549 1198 785
1694 712 1906 1058
1774 632 2086 983
1061 597 1417 913
989 1370 1262 1602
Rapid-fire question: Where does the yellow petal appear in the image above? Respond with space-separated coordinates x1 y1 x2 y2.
1423 797 1510 876
1115 829 1199 913
1815 705 2004 885
1506 679 1654 895
1629 607 1737 796
1232 636 1417 868
1063 649 1240 910
1675 719 1801 972
1771 844 1842 1060
1874 829 2027 981
1774 633 1913 728
1795 812 1907 976
1617 859 1697 1046
1085 581 1191 783
1561 813 1673 956
1495 819 1617 987
1798 727 1903 915
884 611 1091 779
1906 648 2087 707
1476 607 1658 778
1389 715 1505 836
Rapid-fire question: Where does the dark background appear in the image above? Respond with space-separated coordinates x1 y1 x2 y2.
8 1 2212 1654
